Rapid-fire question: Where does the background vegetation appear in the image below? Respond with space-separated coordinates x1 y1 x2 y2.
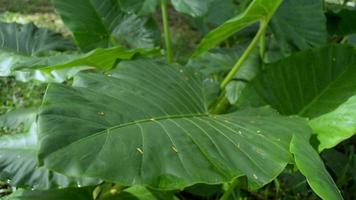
0 0 355 200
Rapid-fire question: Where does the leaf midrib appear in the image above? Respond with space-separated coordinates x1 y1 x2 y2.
44 112 210 156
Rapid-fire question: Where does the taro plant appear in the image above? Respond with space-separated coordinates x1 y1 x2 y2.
1 0 356 199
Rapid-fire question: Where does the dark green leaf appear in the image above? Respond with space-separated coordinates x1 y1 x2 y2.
52 0 157 51
270 0 327 50
327 9 356 36
0 109 99 189
0 22 75 56
38 59 310 190
239 45 356 151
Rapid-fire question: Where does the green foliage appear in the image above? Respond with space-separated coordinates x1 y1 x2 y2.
1 0 356 199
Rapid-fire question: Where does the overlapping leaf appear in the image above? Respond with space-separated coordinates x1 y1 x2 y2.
0 109 99 189
239 45 356 151
270 0 327 51
51 0 157 52
38 59 312 190
0 22 75 56
2 187 94 200
290 133 343 200
193 0 282 57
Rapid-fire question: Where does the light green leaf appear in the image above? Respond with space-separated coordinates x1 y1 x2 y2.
52 0 157 51
290 133 343 200
270 0 327 50
106 186 177 200
310 96 356 151
118 0 159 16
0 109 99 189
192 0 282 57
38 59 311 190
239 45 356 150
2 187 94 200
171 0 208 17
14 46 159 72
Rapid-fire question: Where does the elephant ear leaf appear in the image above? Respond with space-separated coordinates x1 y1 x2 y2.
270 0 327 51
52 0 157 51
38 59 311 190
0 109 99 189
239 45 356 151
0 22 75 56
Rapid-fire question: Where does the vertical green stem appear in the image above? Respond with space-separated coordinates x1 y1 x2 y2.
220 20 268 89
160 0 173 63
220 179 240 200
210 20 269 114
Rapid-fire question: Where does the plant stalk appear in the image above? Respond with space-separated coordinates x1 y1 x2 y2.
160 0 173 63
220 179 240 200
220 20 268 89
210 20 269 114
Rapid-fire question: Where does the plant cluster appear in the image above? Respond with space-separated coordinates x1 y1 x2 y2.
0 0 356 199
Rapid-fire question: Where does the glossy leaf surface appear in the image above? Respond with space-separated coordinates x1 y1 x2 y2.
38 59 310 190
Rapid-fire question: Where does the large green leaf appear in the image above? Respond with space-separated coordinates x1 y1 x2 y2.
0 22 75 56
192 0 282 57
2 187 94 200
290 133 343 200
51 0 157 51
270 0 327 50
0 109 99 189
239 45 356 150
38 59 311 190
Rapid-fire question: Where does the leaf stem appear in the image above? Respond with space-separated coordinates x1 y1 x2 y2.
210 20 269 114
160 0 174 63
220 20 268 89
220 179 240 200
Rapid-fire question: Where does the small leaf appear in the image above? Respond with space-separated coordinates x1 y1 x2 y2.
171 0 208 17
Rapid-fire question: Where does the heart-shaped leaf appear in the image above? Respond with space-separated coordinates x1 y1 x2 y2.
239 45 356 150
38 59 311 190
